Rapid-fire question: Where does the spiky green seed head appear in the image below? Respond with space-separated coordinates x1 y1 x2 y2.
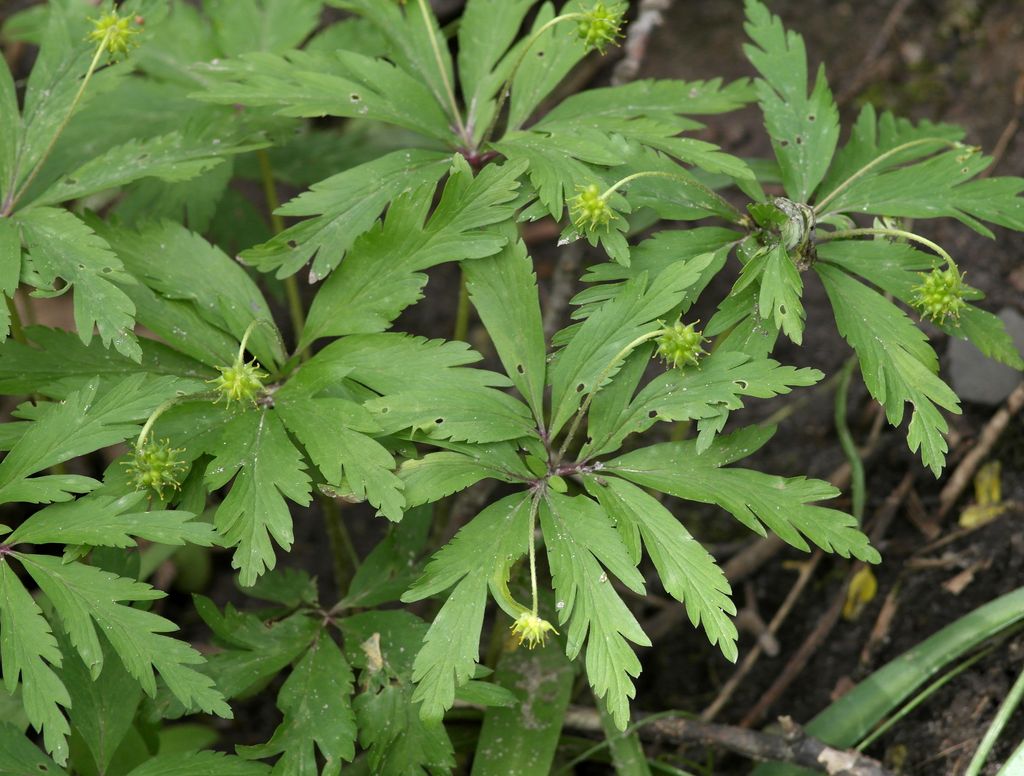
912 267 967 323
656 321 707 370
575 2 626 53
210 360 267 406
510 611 558 649
124 439 187 500
569 183 615 234
88 11 140 58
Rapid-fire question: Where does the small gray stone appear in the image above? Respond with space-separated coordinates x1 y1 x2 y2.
947 307 1024 405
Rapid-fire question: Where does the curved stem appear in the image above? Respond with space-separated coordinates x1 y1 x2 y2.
557 329 663 463
603 170 744 222
834 356 865 523
482 13 585 143
814 137 964 215
527 494 540 615
453 269 470 341
818 227 956 267
136 397 181 449
3 29 112 215
416 0 468 143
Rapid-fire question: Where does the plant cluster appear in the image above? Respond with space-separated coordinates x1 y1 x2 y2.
0 0 1020 773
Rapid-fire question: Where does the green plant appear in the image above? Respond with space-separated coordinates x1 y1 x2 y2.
0 0 1020 773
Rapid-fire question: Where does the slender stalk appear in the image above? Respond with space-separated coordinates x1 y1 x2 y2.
482 12 586 142
527 494 541 614
964 657 1024 776
416 0 468 143
319 493 360 594
557 329 663 462
818 227 956 267
814 138 964 215
453 269 471 341
554 710 697 775
834 356 865 523
256 149 306 345
602 170 744 223
3 29 112 216
136 398 182 448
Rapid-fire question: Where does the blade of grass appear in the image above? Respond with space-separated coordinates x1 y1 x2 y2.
965 657 1024 776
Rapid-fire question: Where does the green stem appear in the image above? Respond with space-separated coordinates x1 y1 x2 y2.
834 356 865 523
453 268 471 341
3 29 112 215
136 398 182 449
482 12 585 142
858 645 993 753
319 493 360 594
416 0 469 143
557 329 663 463
814 138 965 215
965 656 1024 776
602 170 744 222
256 149 306 345
554 710 697 775
818 227 956 267
527 494 540 615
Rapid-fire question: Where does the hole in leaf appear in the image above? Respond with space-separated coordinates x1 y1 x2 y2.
795 135 803 145
648 410 658 419
734 379 749 390
576 383 585 393
516 364 525 374
434 418 444 424
807 114 816 121
287 240 298 249
65 177 78 185
101 267 112 273
379 407 389 414
77 263 86 270
350 93 361 102
780 139 789 147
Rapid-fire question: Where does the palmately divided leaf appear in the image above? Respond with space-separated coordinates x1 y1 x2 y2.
241 149 451 280
402 494 531 720
540 492 649 730
756 242 806 344
301 157 526 345
15 208 140 360
124 751 270 776
238 637 356 775
0 562 70 764
743 0 839 202
587 477 738 661
816 262 961 475
608 426 880 562
16 554 230 718
206 409 312 586
399 443 531 508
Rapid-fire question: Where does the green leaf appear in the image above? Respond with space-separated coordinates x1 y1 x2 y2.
241 149 451 280
0 376 189 503
7 493 217 549
584 350 822 458
587 477 738 661
16 553 230 717
124 752 270 776
301 157 525 345
607 426 880 562
816 262 961 475
0 723 67 776
101 221 284 369
0 562 70 764
402 494 532 720
0 327 207 396
549 256 718 435
743 0 839 202
206 409 312 586
15 208 140 360
277 398 404 521
56 628 141 775
0 62 18 205
757 242 806 344
0 220 20 342
341 611 454 775
193 599 319 701
399 443 529 508
198 48 452 143
470 636 574 776
206 0 324 56
239 637 356 776
540 492 649 730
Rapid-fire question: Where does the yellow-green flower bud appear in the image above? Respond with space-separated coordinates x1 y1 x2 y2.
911 267 967 323
656 321 707 370
210 360 267 406
124 439 187 500
569 183 615 234
576 2 626 53
88 11 140 59
510 611 558 649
